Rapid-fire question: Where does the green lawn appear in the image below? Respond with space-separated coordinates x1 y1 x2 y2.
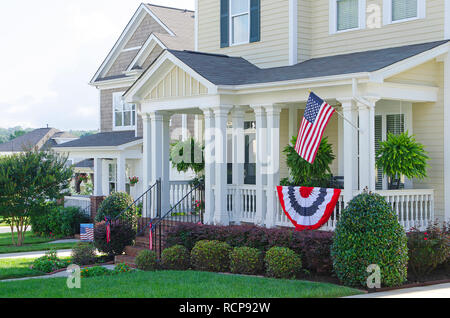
0 270 363 298
0 258 46 280
0 232 76 254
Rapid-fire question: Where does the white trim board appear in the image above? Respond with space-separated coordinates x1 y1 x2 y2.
289 0 298 65
445 0 450 39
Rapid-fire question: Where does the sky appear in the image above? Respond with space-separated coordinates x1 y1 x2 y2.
0 0 195 131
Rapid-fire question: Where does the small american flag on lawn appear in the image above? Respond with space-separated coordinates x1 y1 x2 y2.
80 224 94 242
295 92 335 164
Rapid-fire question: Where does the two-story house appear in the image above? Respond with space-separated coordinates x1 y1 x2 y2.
122 0 450 230
54 4 200 200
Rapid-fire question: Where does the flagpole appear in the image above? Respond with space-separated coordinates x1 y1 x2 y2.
307 89 363 134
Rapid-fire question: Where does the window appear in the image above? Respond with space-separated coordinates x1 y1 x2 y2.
330 0 366 33
108 162 117 194
230 0 250 45
220 0 260 48
383 0 425 24
113 92 136 130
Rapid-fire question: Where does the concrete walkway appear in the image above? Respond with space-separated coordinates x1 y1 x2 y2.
347 283 450 298
0 265 116 283
0 249 73 260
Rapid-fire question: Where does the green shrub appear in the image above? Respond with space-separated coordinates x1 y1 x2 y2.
230 247 264 275
32 250 71 273
94 220 136 256
407 222 450 280
264 247 302 279
80 266 110 278
95 192 137 223
190 240 232 272
331 192 408 288
71 242 97 266
161 245 190 270
135 250 158 271
31 204 90 237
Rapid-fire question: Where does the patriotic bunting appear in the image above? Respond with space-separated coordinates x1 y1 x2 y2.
277 186 341 231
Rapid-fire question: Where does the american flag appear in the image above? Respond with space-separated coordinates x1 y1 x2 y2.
80 224 94 242
295 92 335 164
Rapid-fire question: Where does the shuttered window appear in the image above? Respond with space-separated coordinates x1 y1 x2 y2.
337 0 359 31
375 114 405 189
392 0 418 21
221 0 260 47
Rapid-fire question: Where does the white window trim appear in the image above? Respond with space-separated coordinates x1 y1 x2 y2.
229 0 251 46
329 0 367 35
383 0 426 25
112 91 137 131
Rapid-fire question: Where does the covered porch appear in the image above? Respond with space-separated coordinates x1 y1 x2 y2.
124 42 450 231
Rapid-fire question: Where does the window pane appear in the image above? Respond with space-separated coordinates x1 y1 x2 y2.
392 0 417 21
124 111 131 127
132 111 136 126
231 0 248 15
386 114 405 135
337 0 359 31
232 14 249 44
115 112 123 127
113 94 124 112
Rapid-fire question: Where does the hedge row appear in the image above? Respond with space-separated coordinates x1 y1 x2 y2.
164 223 333 274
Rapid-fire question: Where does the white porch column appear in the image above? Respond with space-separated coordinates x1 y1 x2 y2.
116 154 126 193
444 53 450 221
337 107 344 176
339 99 357 204
194 115 204 142
288 106 298 141
358 99 377 191
161 113 171 214
142 113 152 190
213 105 233 225
202 108 215 224
265 105 282 228
232 108 245 185
251 105 267 226
150 111 166 217
93 158 103 196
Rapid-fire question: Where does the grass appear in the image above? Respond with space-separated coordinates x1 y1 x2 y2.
0 270 363 298
0 258 46 280
0 232 76 254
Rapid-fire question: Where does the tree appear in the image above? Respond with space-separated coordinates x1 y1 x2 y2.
8 130 26 141
170 138 205 176
282 136 335 187
376 132 429 189
0 150 73 246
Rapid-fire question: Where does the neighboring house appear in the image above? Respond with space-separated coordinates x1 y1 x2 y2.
0 128 78 155
121 0 450 230
54 4 199 199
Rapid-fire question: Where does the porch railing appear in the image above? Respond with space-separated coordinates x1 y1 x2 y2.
225 186 434 232
64 195 91 217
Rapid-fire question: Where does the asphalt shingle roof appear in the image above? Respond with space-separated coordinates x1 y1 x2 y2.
167 40 450 86
53 131 142 148
0 128 56 152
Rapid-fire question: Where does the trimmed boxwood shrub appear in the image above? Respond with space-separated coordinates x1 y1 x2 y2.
71 242 97 265
161 245 190 270
265 247 302 279
95 192 137 223
331 192 408 288
190 240 232 272
135 250 158 271
230 247 264 275
165 223 333 274
94 220 136 256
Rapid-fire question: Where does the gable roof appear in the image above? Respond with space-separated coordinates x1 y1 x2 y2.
91 3 194 84
0 128 77 153
165 40 450 86
53 131 142 149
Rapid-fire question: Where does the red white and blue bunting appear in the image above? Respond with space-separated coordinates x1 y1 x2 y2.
277 186 341 231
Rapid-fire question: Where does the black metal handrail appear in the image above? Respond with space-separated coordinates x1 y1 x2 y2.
111 180 158 222
137 182 204 236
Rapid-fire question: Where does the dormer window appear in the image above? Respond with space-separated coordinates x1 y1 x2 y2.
113 92 136 130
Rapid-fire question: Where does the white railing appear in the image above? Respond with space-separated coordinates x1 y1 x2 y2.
64 196 91 216
374 189 434 231
169 181 193 213
223 186 434 232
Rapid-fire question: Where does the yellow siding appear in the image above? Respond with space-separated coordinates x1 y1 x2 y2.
198 0 290 68
280 109 289 179
298 0 312 61
305 0 445 58
402 61 445 220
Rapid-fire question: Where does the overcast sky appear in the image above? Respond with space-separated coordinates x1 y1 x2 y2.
0 0 195 131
